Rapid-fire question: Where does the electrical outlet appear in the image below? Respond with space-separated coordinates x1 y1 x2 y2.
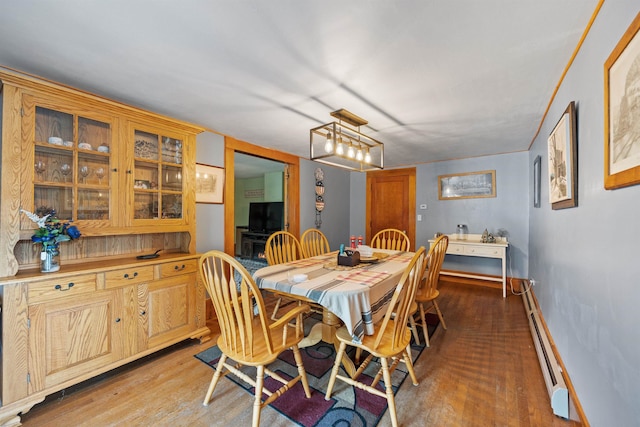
530 278 536 286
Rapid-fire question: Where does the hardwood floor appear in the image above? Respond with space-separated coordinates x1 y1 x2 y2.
20 281 581 427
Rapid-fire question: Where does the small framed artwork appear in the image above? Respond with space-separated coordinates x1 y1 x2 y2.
196 163 224 204
438 170 496 200
547 101 577 210
533 155 541 208
604 12 640 190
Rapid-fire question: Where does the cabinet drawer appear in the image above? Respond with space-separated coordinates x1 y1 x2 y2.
159 259 197 278
464 245 503 257
28 274 97 304
105 266 154 288
447 243 465 254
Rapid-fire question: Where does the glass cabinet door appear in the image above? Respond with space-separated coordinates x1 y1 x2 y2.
28 105 113 228
133 129 183 221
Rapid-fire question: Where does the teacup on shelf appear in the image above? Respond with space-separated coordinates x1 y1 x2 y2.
78 142 93 150
48 137 63 145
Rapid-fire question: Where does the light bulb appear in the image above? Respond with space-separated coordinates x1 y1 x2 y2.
364 150 372 163
324 132 334 153
347 145 355 158
336 138 345 155
356 147 364 161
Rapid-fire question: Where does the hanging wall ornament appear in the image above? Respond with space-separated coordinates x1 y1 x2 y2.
314 168 325 228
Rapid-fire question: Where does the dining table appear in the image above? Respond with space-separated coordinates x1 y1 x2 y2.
253 248 416 376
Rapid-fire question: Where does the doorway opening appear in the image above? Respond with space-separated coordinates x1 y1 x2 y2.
234 152 285 260
223 137 300 258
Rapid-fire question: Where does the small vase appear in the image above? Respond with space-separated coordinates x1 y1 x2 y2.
41 250 60 273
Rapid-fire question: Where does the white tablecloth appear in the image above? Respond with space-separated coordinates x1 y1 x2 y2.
253 250 414 342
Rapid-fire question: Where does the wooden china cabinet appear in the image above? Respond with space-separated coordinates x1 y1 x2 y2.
0 68 210 426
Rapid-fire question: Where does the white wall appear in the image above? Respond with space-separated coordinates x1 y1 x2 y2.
346 153 530 279
529 3 640 425
416 153 529 279
195 132 225 253
299 159 351 249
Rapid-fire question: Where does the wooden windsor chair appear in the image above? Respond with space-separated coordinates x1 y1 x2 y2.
324 246 427 427
265 231 306 320
300 228 331 258
412 234 449 346
198 250 311 427
370 228 411 251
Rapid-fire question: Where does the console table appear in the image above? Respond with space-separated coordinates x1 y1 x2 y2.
429 234 509 297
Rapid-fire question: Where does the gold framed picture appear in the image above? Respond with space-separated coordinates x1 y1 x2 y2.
438 170 496 200
605 12 640 190
195 163 224 204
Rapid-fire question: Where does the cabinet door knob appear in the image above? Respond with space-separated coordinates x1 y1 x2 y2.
115 317 121 323
124 272 139 279
140 310 146 316
112 168 118 172
54 282 75 291
126 170 132 174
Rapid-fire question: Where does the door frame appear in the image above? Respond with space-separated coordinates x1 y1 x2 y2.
223 137 300 256
366 168 416 250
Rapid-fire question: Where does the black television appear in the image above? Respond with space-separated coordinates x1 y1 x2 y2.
248 202 284 233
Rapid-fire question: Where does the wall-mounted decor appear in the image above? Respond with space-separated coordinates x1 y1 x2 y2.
196 163 224 204
548 101 577 209
604 12 640 190
314 167 324 228
438 170 496 200
533 155 541 208
244 189 264 198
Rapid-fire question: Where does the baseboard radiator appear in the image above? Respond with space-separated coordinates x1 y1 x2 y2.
521 287 569 419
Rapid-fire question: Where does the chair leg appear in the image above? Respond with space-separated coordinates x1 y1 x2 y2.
380 357 399 427
291 345 311 398
409 315 420 345
252 365 265 427
403 346 419 386
419 303 430 347
325 341 347 400
203 354 227 405
433 299 447 330
271 297 283 320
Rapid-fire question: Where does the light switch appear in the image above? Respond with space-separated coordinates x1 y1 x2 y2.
417 214 422 221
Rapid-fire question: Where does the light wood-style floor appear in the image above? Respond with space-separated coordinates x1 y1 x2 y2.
20 280 581 427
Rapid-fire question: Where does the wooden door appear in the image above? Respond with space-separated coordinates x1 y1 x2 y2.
366 168 416 250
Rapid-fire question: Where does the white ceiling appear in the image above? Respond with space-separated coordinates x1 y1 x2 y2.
0 1 600 168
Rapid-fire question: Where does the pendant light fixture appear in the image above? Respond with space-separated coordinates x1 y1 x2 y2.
310 109 384 171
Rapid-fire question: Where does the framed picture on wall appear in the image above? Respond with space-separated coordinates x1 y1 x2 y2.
547 101 578 210
196 163 224 204
533 155 541 208
604 12 640 190
438 170 496 200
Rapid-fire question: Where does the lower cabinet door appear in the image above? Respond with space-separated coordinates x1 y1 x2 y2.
28 290 126 393
138 273 196 351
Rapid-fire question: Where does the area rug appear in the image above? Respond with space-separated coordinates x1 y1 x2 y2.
194 313 439 427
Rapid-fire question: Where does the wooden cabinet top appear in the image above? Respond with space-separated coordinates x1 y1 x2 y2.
0 252 200 286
